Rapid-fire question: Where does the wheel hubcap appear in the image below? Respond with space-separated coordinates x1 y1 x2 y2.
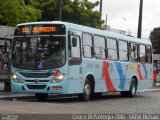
132 83 136 95
85 84 90 96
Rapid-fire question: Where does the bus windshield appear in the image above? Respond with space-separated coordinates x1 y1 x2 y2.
12 36 66 70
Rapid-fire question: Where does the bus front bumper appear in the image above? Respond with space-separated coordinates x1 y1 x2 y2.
11 80 68 94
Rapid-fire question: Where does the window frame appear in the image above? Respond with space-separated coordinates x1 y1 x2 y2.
107 37 118 61
128 42 138 62
82 33 94 59
118 40 129 62
139 44 146 63
68 34 82 65
146 45 152 64
93 35 106 60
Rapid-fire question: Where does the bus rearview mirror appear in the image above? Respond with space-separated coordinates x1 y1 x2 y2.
72 37 77 47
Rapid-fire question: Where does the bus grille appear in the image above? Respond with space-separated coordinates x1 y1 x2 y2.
25 80 50 83
20 72 52 78
27 85 46 90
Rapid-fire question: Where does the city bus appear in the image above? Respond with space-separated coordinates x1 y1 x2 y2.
11 21 153 101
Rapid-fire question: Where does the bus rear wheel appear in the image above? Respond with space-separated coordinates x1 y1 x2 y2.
35 93 48 100
120 78 137 98
128 78 137 97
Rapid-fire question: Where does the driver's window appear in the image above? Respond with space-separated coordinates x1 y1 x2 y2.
69 35 80 58
69 35 81 65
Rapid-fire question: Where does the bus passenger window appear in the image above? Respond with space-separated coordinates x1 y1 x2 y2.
107 38 118 60
129 43 138 62
146 45 152 63
139 44 146 63
94 35 106 59
118 40 128 61
82 33 93 58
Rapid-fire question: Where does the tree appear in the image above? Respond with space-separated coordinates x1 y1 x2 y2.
19 0 41 24
62 0 103 29
150 27 160 54
0 0 103 29
0 0 19 26
38 0 103 29
0 0 41 26
39 0 65 21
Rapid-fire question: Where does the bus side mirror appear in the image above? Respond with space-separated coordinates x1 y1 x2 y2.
72 37 77 47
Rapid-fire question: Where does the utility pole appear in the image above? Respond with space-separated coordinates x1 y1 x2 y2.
137 0 143 38
105 14 108 30
99 0 102 14
58 0 62 20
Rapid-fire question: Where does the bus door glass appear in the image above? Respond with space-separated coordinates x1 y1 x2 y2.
68 33 82 93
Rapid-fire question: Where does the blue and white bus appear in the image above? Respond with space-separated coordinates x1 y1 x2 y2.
11 21 153 101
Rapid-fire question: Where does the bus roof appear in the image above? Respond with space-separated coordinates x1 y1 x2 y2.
16 21 151 45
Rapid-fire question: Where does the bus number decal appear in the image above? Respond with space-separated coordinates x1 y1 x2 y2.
22 27 29 33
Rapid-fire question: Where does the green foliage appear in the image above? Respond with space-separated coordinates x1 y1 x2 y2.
0 0 103 29
150 27 160 54
62 0 103 29
38 0 58 21
0 0 41 26
0 0 19 26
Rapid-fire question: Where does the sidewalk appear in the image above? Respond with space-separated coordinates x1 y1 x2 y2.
0 84 160 98
0 91 34 99
145 83 160 92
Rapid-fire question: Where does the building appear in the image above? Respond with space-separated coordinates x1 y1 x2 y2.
103 24 126 35
0 25 14 56
0 25 14 91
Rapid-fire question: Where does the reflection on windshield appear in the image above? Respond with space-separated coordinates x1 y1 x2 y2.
12 36 66 70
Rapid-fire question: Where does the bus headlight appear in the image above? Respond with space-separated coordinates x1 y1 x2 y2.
52 73 67 83
11 73 24 83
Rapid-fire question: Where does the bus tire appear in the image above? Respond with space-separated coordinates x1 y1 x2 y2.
153 80 157 86
35 93 48 100
128 78 137 98
120 91 128 97
93 93 102 98
79 80 92 101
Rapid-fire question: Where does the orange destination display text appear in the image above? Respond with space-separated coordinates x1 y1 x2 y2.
22 26 57 33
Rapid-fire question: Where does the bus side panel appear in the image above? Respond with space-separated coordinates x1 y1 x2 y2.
145 64 153 89
82 60 126 93
82 60 131 93
133 63 153 91
82 59 102 93
113 61 130 92
102 61 130 92
129 63 138 89
80 60 153 94
68 64 84 94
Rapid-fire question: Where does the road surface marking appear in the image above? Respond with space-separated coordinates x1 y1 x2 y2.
0 107 40 114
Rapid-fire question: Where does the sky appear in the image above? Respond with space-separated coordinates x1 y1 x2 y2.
89 0 160 38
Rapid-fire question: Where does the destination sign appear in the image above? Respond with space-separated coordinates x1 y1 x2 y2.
14 24 66 35
21 26 57 33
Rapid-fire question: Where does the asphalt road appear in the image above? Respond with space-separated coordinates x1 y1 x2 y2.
0 85 160 120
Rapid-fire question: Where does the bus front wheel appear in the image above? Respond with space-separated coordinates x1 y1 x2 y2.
35 93 48 100
79 80 92 101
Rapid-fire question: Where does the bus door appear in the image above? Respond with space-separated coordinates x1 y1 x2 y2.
68 33 82 94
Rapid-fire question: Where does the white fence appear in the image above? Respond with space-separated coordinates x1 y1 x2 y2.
0 25 15 39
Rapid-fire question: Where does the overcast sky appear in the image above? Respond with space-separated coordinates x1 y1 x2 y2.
90 0 160 38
